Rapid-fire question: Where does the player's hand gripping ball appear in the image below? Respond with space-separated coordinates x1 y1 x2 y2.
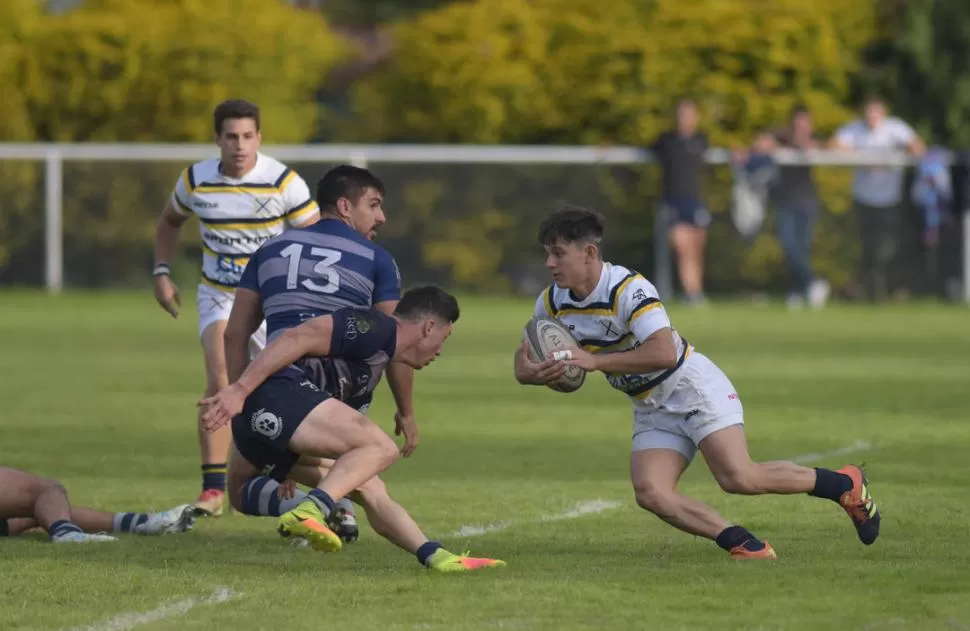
524 316 586 393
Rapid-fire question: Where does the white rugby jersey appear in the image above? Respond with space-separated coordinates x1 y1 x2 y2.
170 152 319 291
533 262 692 404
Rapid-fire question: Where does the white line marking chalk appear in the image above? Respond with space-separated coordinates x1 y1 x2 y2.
65 587 240 631
792 439 873 464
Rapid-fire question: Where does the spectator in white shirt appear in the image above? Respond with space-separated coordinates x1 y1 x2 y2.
830 95 925 302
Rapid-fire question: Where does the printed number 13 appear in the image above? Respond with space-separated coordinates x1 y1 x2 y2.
281 243 341 294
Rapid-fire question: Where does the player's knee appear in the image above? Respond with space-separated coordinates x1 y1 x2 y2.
354 416 399 468
714 467 762 495
373 432 400 469
633 482 677 517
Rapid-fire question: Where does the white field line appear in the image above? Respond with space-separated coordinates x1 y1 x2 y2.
64 587 240 631
445 440 874 539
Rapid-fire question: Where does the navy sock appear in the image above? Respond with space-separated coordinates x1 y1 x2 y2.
112 513 150 533
239 476 308 516
202 464 227 492
416 540 444 566
715 525 765 552
307 489 335 516
49 520 83 540
809 468 853 502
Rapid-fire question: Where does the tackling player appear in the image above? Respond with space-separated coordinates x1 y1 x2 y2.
152 99 320 517
1 467 195 542
199 288 505 572
513 206 881 559
210 164 418 541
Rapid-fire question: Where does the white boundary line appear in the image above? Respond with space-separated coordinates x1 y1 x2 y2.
64 587 240 631
445 440 875 539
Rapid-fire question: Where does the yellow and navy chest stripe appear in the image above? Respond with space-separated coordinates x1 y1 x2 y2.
177 165 313 229
543 273 663 352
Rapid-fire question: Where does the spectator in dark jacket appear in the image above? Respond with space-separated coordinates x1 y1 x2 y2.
651 98 710 306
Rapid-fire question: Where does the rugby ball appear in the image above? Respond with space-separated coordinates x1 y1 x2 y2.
524 317 586 393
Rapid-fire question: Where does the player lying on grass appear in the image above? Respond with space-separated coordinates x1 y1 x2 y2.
199 287 505 571
0 467 195 543
513 206 880 559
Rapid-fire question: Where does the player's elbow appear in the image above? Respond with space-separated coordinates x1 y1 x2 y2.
656 346 679 369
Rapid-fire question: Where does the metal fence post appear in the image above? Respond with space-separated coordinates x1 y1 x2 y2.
44 149 63 294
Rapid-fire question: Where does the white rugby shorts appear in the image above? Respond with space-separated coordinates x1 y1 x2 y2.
196 283 267 360
630 352 743 461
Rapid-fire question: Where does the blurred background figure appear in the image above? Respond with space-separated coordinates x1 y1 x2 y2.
911 146 954 296
831 95 925 302
651 98 710 306
772 105 829 310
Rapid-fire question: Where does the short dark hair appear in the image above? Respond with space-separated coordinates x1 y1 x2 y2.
394 285 460 324
537 205 605 248
316 165 386 211
791 103 810 118
862 93 885 109
213 99 260 135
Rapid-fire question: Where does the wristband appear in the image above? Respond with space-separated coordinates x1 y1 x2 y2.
152 263 171 277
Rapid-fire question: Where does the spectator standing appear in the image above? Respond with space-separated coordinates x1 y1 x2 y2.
651 98 710 306
772 105 830 310
831 96 925 302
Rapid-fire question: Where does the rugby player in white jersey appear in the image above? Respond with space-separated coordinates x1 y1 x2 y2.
513 206 881 559
152 100 320 517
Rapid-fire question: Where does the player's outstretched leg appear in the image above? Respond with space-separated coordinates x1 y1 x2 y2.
288 461 506 572
630 447 777 559
699 425 881 546
0 468 116 543
275 399 399 553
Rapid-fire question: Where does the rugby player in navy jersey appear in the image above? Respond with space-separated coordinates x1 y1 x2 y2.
215 164 417 542
199 287 505 572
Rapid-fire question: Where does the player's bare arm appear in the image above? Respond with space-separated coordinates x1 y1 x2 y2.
375 299 420 457
152 199 189 318
564 328 679 374
199 315 335 430
223 288 264 383
513 341 568 385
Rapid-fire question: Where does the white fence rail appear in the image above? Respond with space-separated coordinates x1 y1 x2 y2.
0 143 965 301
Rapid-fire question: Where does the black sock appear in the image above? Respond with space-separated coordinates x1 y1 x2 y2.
0 519 8 537
808 468 853 502
416 540 444 566
715 525 765 552
307 489 335 516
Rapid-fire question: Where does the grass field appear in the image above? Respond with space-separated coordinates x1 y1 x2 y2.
1 291 969 631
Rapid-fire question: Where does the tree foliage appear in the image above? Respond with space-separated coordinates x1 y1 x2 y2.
344 0 875 291
0 0 346 285
23 0 344 142
860 0 970 146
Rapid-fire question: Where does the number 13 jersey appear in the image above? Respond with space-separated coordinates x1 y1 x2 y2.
238 218 402 342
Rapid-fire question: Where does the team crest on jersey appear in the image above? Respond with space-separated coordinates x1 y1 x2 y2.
345 313 373 340
251 408 283 440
